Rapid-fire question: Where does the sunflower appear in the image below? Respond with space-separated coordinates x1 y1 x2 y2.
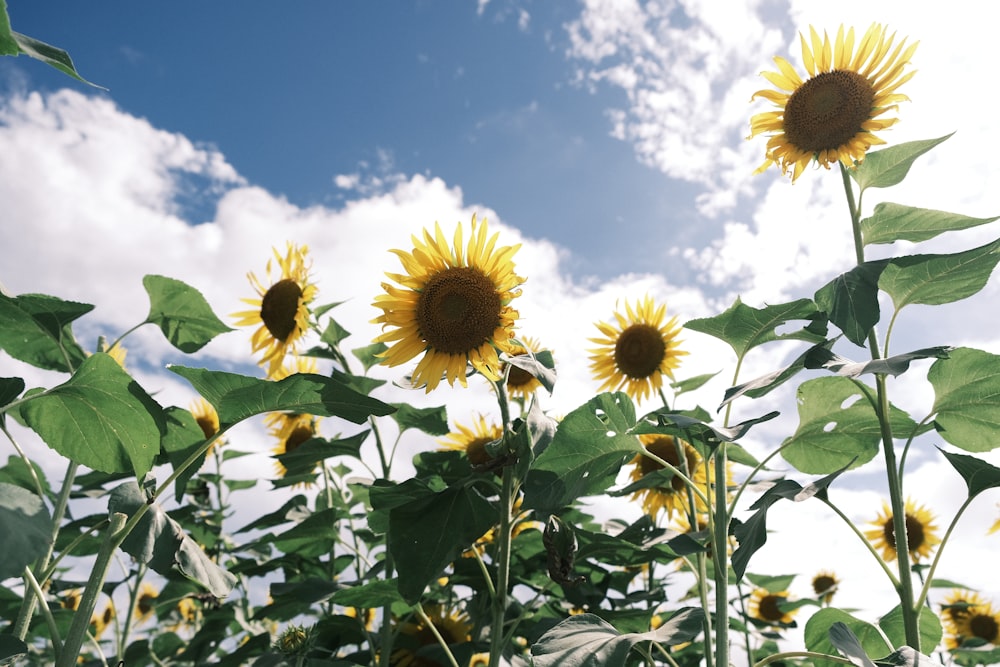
232 242 318 378
811 570 839 605
390 605 473 667
266 412 322 482
269 354 319 381
589 296 687 403
749 23 918 181
439 415 503 468
345 606 376 631
91 600 116 639
503 336 550 398
628 434 707 521
134 583 159 625
941 590 1000 650
864 498 940 562
61 589 82 611
748 588 797 626
372 215 525 392
190 396 225 455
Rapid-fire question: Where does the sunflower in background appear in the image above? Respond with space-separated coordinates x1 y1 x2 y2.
266 412 322 482
439 415 503 468
748 588 798 627
134 583 159 625
90 600 116 639
189 396 225 455
390 605 473 667
811 571 839 605
269 353 319 381
749 23 918 181
502 335 550 399
372 214 525 392
628 434 708 521
60 589 82 611
233 242 318 378
941 589 1000 650
589 296 687 403
864 498 940 563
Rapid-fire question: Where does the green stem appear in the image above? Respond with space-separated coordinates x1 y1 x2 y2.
488 379 515 667
414 605 461 667
23 565 62 659
754 651 855 666
712 442 728 667
915 495 976 610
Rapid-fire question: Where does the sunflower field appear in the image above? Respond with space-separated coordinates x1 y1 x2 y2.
4 14 1000 667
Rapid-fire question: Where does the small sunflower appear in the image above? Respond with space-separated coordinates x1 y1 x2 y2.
190 396 225 455
269 354 320 381
503 336 550 398
134 583 159 625
748 588 797 626
372 214 525 392
61 589 82 611
811 570 839 604
749 23 918 181
232 242 318 378
439 415 503 468
168 597 200 633
628 434 707 521
942 590 1000 650
266 412 322 482
589 296 687 403
91 600 116 639
864 498 940 562
941 589 989 633
345 606 376 632
390 605 473 667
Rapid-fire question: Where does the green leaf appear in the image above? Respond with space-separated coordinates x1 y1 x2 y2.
878 604 942 654
939 449 1000 498
0 482 51 580
851 134 953 191
9 29 103 88
522 393 640 511
805 612 889 667
781 377 914 474
504 348 557 394
352 342 388 371
671 371 720 396
320 318 351 347
169 366 394 426
0 633 28 666
21 353 164 478
814 261 888 347
143 275 233 353
531 608 704 667
1 1 19 55
861 202 999 246
875 646 947 666
929 348 1000 453
0 292 91 372
159 406 213 503
389 403 450 436
268 508 345 557
273 431 368 476
684 297 826 359
721 340 836 408
0 376 25 419
331 578 405 608
805 346 952 379
638 411 779 449
109 481 236 596
0 455 51 498
880 238 1000 312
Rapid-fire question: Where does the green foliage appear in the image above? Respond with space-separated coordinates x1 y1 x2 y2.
1 0 101 85
878 605 942 655
880 238 1000 311
684 297 827 359
814 261 888 347
0 292 91 373
861 202 999 246
806 611 891 666
143 275 234 353
0 482 51 580
930 348 1000 453
850 134 953 191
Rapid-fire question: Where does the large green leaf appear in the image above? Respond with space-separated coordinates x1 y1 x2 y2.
143 275 233 353
268 508 345 558
939 449 1000 499
880 238 1000 312
389 403 450 436
169 366 394 426
861 202 999 246
814 261 888 347
522 393 640 511
21 353 164 478
0 293 91 372
0 376 25 414
531 608 704 667
929 348 1000 453
109 481 236 597
159 406 213 502
782 377 914 474
878 604 941 654
805 610 890 667
0 482 51 580
721 340 835 408
684 297 826 359
805 346 952 379
851 134 952 191
1 0 18 55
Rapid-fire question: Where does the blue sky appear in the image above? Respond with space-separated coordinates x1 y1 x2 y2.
4 0 1000 626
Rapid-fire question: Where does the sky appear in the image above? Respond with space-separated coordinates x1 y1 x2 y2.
3 0 1000 641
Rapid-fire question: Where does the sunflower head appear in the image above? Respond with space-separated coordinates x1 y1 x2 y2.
390 605 473 667
61 589 82 611
189 396 225 455
266 412 323 484
90 600 116 639
748 588 797 627
942 590 1000 649
134 583 159 624
372 215 525 392
589 296 687 403
232 242 318 378
749 23 918 181
503 336 550 398
439 415 503 469
628 434 705 520
864 498 940 562
811 570 839 604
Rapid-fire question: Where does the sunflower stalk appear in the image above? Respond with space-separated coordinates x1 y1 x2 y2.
488 379 516 667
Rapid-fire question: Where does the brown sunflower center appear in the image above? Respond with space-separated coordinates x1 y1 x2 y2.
812 575 836 597
883 512 925 554
465 437 495 466
284 425 315 454
416 267 502 355
195 416 217 439
639 436 696 493
506 354 534 388
260 278 303 342
615 323 666 379
970 613 1000 643
783 69 875 154
758 594 786 622
137 593 156 616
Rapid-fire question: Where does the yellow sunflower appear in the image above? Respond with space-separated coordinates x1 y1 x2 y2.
266 412 322 482
628 434 707 521
190 396 225 455
269 354 319 381
232 242 318 378
864 498 940 562
749 23 918 181
748 588 797 626
372 214 525 392
345 606 376 631
942 590 1000 650
503 336 550 398
439 415 503 468
811 570 839 605
390 605 473 667
61 589 82 611
91 600 116 639
134 583 159 625
589 296 687 403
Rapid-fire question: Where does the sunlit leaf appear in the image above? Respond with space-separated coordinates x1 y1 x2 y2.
1 1 18 55
159 406 211 503
814 261 888 347
671 371 720 396
929 348 1000 453
875 646 947 666
880 238 1000 311
502 348 557 394
9 30 103 87
861 202 999 246
684 297 826 359
939 449 1000 498
806 615 886 667
637 411 779 449
21 353 164 478
721 340 836 409
0 292 91 372
878 605 941 655
390 403 449 436
352 342 388 371
805 346 952 379
169 366 394 427
0 482 51 580
143 275 233 353
851 134 953 191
